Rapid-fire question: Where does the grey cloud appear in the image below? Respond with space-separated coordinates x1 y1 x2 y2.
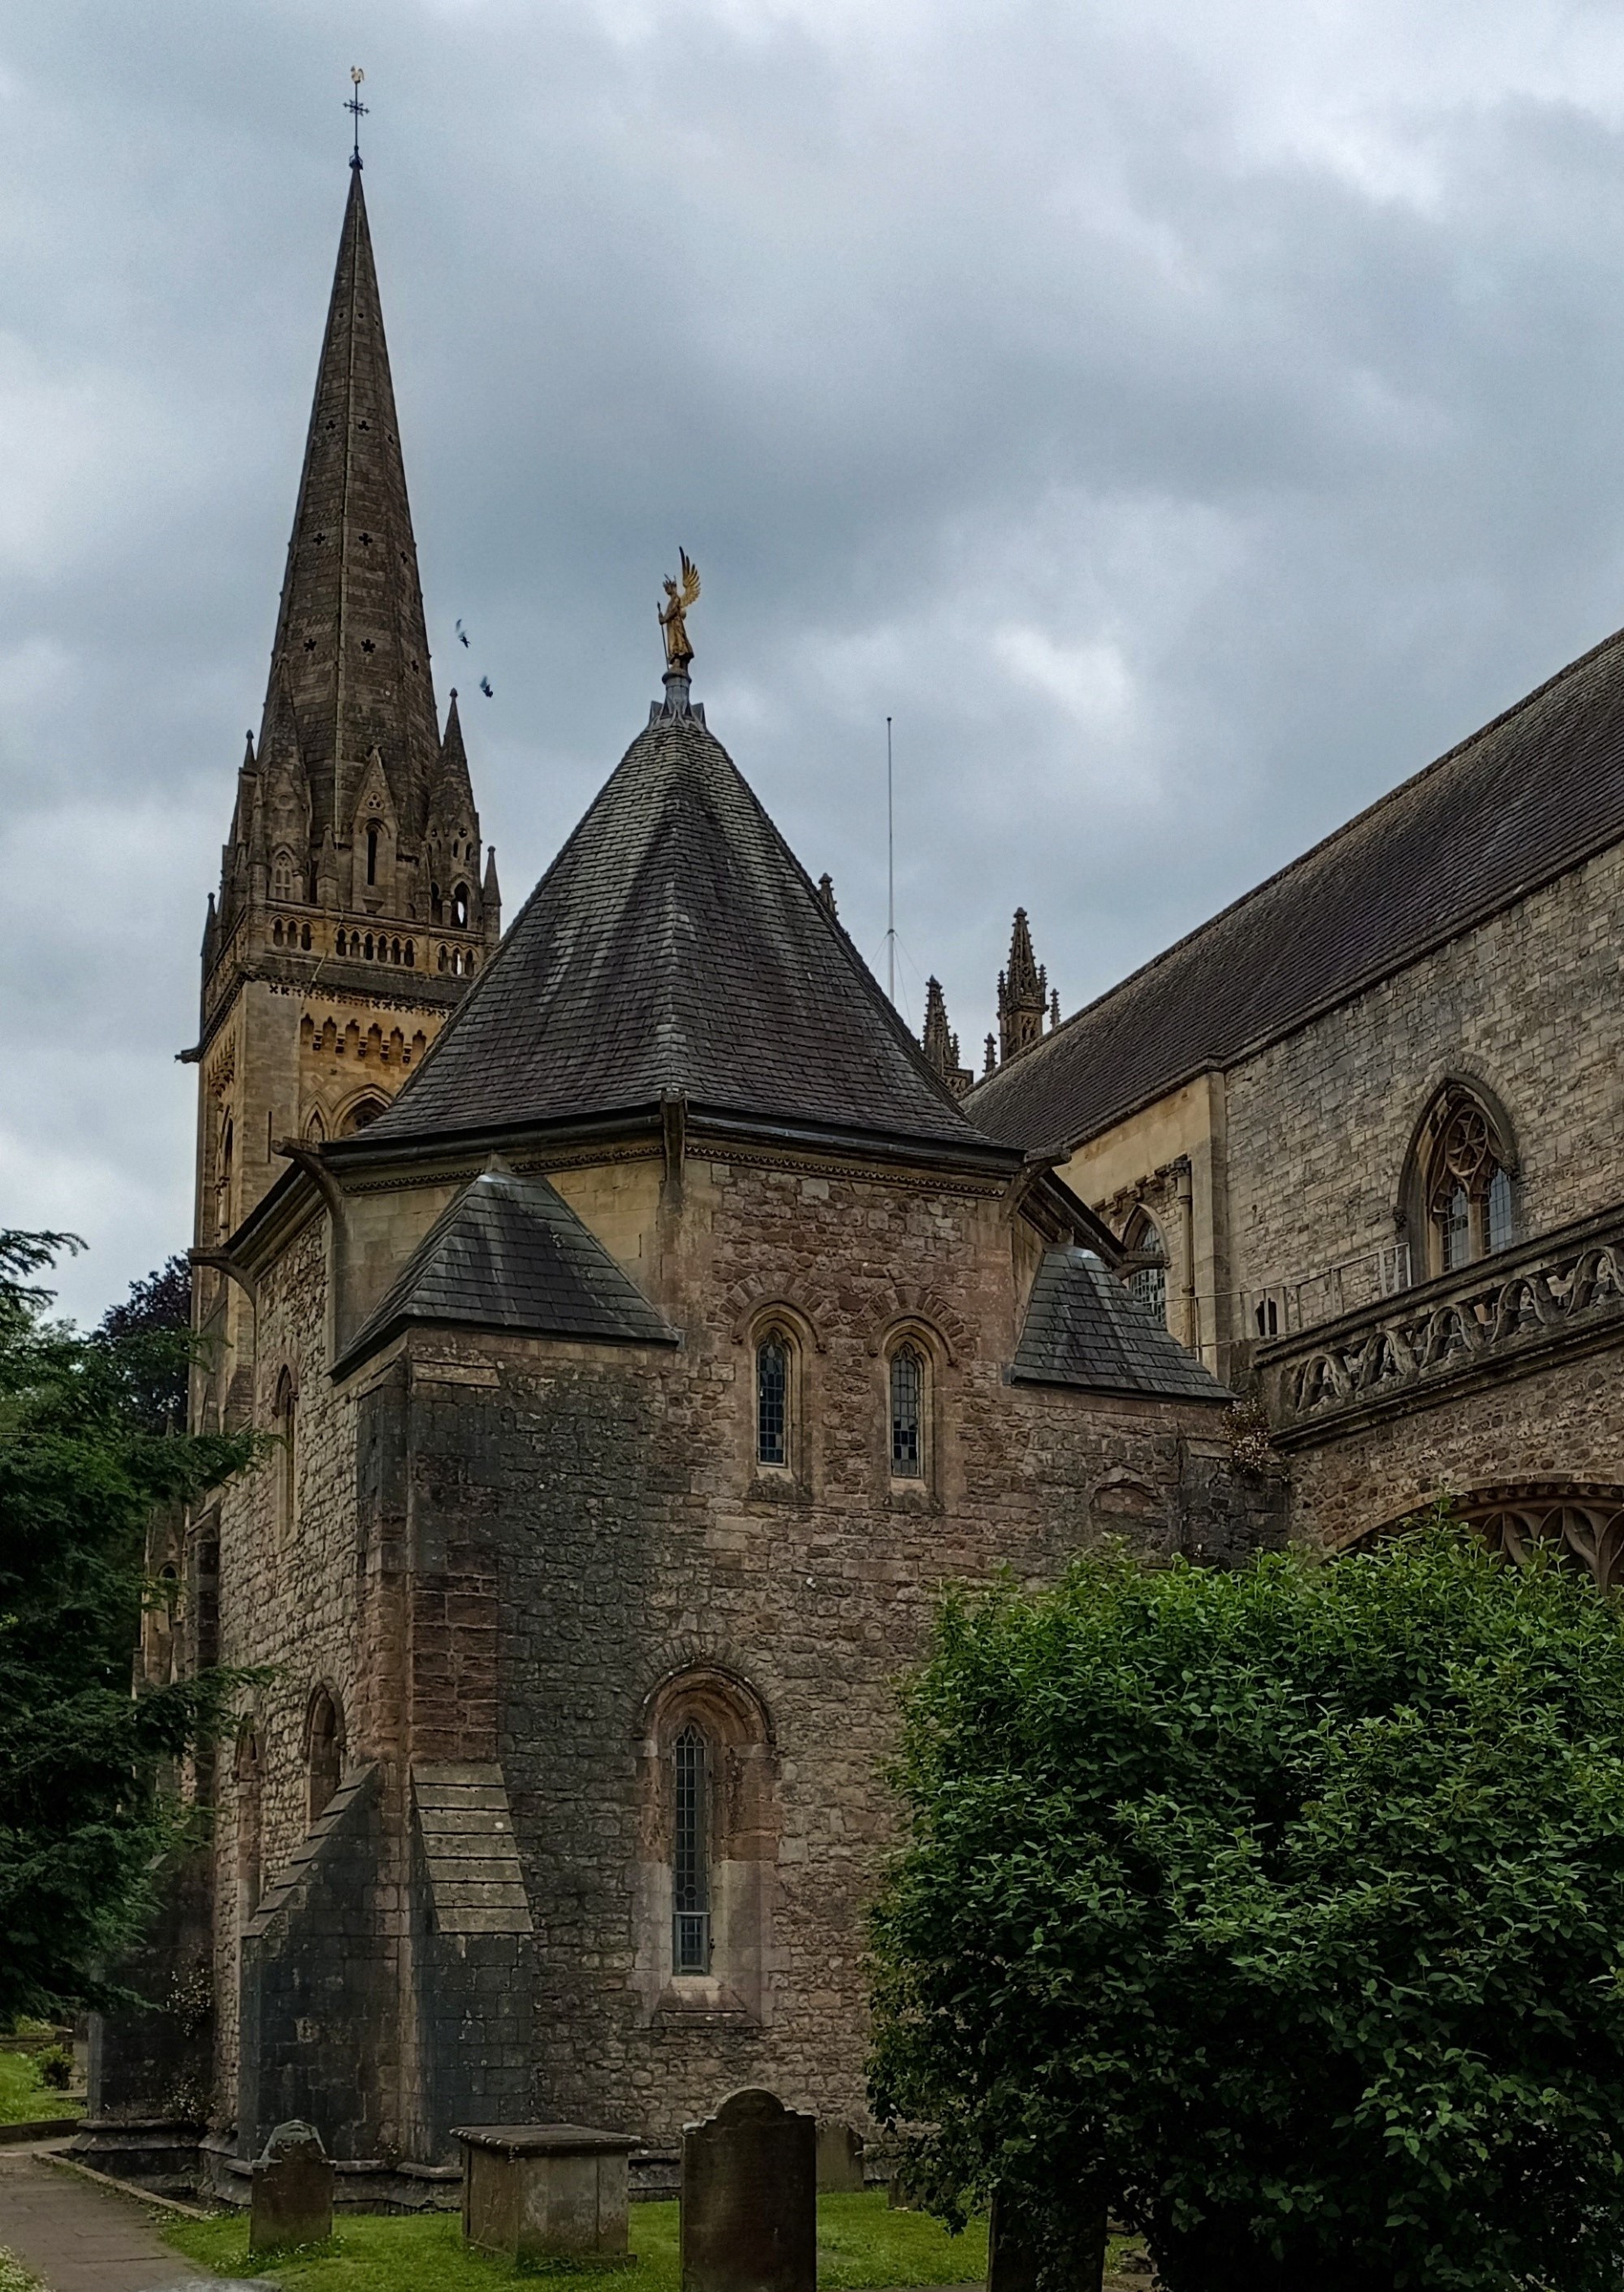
4 0 1623 1317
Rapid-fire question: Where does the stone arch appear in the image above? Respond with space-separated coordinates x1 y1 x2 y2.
1397 1073 1520 1281
335 1091 387 1137
1349 1483 1624 1592
633 1661 779 2021
304 1682 345 1825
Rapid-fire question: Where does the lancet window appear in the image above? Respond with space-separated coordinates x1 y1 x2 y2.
1123 1208 1168 1323
306 1686 343 1825
672 1724 710 1974
890 1345 925 1478
756 1336 790 1468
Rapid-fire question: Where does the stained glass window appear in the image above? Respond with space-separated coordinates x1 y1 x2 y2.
673 1724 710 1973
757 1338 788 1467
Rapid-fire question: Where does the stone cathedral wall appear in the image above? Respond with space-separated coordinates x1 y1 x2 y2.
1223 844 1624 1337
205 1144 1270 2162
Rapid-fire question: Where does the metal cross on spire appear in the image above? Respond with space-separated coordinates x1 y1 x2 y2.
346 67 368 168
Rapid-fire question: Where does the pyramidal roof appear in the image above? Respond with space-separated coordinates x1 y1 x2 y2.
337 1163 678 1373
258 163 442 850
361 704 991 1154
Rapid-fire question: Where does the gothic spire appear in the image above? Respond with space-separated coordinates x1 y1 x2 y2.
921 977 974 1099
997 906 1049 1064
258 163 441 861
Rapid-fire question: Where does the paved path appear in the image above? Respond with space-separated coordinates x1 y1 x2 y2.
0 2144 237 2291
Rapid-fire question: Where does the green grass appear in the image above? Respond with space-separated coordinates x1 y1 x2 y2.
0 2053 71 2126
164 2190 988 2292
0 2245 46 2292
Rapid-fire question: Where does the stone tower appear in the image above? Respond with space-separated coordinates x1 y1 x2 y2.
189 159 496 1424
996 906 1047 1064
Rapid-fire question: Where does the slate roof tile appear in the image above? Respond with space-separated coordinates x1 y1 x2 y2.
337 1162 677 1371
970 623 1624 1150
1013 1249 1232 1401
363 707 985 1151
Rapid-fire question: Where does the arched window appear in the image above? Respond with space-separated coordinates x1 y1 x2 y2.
452 882 471 929
430 882 443 923
216 1114 234 1239
271 848 296 902
272 1368 297 1543
339 1096 385 1136
890 1345 924 1478
755 1335 790 1468
1404 1083 1518 1280
235 1725 262 1930
306 1687 343 1824
1123 1208 1168 1322
638 1668 777 2017
672 1724 710 1973
365 823 380 886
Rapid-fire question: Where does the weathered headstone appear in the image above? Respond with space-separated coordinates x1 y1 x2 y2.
248 2119 333 2257
815 2122 865 2194
456 2124 640 2265
987 2192 1107 2292
681 2088 816 2292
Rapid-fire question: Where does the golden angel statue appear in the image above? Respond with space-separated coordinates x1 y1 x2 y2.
659 550 701 675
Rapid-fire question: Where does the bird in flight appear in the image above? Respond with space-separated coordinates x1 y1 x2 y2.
456 618 470 648
479 676 494 697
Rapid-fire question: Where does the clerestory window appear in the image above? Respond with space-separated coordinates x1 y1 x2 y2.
1408 1084 1518 1280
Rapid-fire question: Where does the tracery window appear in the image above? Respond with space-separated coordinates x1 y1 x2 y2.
672 1724 710 1974
1123 1208 1168 1323
1410 1084 1518 1279
756 1336 789 1468
452 882 471 929
890 1345 924 1478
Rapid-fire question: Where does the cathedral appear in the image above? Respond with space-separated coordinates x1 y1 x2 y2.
90 161 1266 2198
92 149 1624 2199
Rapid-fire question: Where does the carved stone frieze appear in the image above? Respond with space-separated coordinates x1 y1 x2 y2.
1260 1200 1624 1446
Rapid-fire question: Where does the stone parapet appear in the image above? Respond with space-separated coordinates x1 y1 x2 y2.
1259 1200 1624 1448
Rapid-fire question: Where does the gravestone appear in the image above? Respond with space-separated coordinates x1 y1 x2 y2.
815 2121 865 2193
456 2124 640 2265
248 2119 333 2257
681 2088 816 2292
987 2192 1107 2292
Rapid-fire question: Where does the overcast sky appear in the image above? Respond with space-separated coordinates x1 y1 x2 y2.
6 0 1624 1323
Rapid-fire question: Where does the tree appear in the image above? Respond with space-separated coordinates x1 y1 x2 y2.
869 1523 1624 2292
0 1232 255 2023
96 1254 192 1435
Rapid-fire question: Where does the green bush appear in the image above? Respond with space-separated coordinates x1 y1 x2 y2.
869 1521 1624 2292
33 2044 73 2091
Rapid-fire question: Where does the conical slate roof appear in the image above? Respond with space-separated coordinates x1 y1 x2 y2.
362 706 988 1151
336 1163 678 1373
258 164 442 850
1013 1250 1231 1401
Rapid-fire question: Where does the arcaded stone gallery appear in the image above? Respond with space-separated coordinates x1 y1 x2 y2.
94 155 1624 2197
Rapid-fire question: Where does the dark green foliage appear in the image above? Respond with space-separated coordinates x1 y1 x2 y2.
869 1525 1624 2292
95 1254 192 1434
0 1232 256 2022
34 2044 72 2091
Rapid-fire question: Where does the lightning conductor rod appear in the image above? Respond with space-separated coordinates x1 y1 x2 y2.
886 715 896 1004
